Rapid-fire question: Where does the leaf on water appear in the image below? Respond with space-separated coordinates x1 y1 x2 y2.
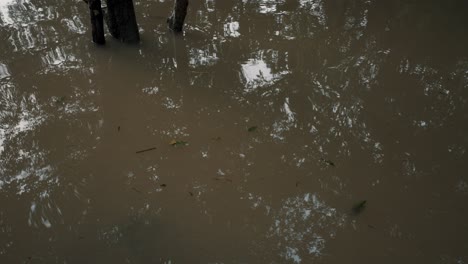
170 140 188 146
248 126 258 132
352 200 367 214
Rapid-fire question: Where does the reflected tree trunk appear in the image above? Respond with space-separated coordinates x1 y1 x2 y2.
105 0 140 43
88 0 105 44
167 0 189 32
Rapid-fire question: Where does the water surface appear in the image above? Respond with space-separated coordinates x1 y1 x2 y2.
1 0 468 263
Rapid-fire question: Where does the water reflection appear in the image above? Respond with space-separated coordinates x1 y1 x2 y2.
268 193 346 262
240 50 289 92
0 0 15 25
0 63 9 79
1 0 468 262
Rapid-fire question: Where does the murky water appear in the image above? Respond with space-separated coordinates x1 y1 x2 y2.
1 0 468 263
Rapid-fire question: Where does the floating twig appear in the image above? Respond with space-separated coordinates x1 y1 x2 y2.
136 147 157 154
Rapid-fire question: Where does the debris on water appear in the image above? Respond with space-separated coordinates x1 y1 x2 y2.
248 126 258 132
188 191 194 196
117 126 121 132
320 158 335 167
352 200 367 214
295 181 300 187
136 147 157 154
367 224 375 229
160 184 167 187
170 140 188 146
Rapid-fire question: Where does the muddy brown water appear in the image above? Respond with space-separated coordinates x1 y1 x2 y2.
1 0 468 263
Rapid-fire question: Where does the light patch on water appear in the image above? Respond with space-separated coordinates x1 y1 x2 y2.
11 165 53 195
0 63 10 79
42 46 66 66
360 9 369 27
11 111 45 138
160 126 189 137
268 193 346 261
247 193 264 209
240 50 290 92
28 202 37 226
40 46 82 73
189 48 219 67
142 86 159 95
14 171 30 190
270 97 297 140
283 97 296 123
205 0 215 12
162 97 181 110
285 246 301 263
0 128 4 155
0 0 14 25
259 5 275 14
224 21 240 37
37 166 52 181
62 16 86 34
307 236 325 255
415 120 428 128
41 217 52 228
242 59 273 84
241 58 287 92
242 0 284 14
299 0 326 26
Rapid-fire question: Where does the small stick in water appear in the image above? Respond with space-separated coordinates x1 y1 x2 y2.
136 147 157 154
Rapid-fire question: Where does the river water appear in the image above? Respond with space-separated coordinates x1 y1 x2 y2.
1 0 468 263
